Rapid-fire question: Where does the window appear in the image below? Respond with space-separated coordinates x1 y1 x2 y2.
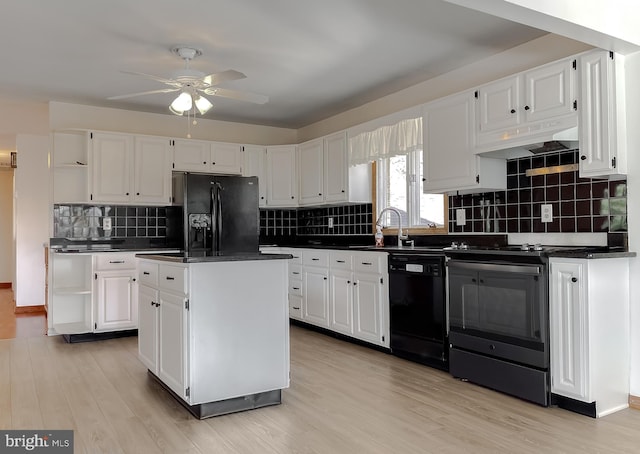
376 148 445 230
349 115 446 232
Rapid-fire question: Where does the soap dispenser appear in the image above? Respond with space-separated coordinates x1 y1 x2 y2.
375 225 384 247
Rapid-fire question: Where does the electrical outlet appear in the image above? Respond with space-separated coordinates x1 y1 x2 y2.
541 204 553 223
456 209 466 226
102 217 112 230
328 217 334 228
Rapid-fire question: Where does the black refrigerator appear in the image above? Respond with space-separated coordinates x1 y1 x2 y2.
169 173 259 257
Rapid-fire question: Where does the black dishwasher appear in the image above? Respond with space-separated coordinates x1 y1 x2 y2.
389 253 448 370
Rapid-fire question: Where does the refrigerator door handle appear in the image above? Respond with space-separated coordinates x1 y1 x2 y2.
211 182 223 254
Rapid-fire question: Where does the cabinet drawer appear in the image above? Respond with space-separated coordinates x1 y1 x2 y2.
138 261 158 287
330 251 353 271
95 253 136 270
303 249 329 268
282 248 302 265
289 294 302 319
289 264 302 280
159 264 188 295
353 252 386 274
289 279 303 296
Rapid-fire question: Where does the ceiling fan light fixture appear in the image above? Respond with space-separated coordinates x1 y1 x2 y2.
170 92 193 114
194 95 213 115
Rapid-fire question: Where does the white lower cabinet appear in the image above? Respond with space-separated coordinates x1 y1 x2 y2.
549 257 630 417
94 270 138 332
137 257 290 414
291 248 389 348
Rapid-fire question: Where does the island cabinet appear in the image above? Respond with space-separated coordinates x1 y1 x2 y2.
136 256 290 419
549 257 630 418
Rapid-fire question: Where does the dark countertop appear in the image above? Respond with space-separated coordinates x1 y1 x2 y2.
548 249 636 259
137 252 293 263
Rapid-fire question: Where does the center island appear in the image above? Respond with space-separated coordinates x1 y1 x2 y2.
136 252 291 419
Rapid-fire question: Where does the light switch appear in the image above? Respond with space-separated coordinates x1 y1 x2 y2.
103 217 112 230
328 217 334 228
456 209 466 226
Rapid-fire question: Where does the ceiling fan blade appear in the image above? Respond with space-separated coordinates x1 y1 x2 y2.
120 70 177 85
202 70 246 87
203 87 268 104
108 88 180 100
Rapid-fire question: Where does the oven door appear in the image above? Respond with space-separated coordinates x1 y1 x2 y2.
447 260 548 368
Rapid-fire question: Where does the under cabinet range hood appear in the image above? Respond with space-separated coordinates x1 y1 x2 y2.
478 126 579 159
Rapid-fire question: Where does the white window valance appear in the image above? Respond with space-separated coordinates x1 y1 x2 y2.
348 117 422 166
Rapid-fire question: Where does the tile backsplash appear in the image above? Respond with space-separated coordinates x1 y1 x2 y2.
53 204 168 239
448 149 627 234
260 203 373 238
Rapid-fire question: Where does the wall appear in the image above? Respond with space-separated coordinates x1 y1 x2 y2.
14 135 49 307
49 102 297 145
297 34 591 141
0 170 13 283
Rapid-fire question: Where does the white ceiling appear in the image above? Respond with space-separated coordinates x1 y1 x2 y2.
0 0 547 129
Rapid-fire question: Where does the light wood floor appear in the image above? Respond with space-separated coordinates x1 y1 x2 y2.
1 324 640 453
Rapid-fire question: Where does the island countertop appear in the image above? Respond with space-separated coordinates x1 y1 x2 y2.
136 251 293 263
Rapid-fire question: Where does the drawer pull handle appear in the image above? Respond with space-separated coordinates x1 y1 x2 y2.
292 287 300 290
311 258 319 261
166 276 175 280
361 262 373 265
143 271 150 275
109 260 125 264
292 271 300 275
292 306 300 310
336 260 345 263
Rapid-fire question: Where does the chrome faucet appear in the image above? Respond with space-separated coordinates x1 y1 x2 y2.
375 207 408 247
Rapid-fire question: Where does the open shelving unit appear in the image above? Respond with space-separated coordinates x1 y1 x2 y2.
52 131 89 204
50 253 93 335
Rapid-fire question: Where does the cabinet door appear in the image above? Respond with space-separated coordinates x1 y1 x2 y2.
578 50 624 177
329 269 353 335
423 91 477 192
91 132 133 203
158 291 188 400
324 132 348 203
303 267 329 327
173 139 210 172
210 142 242 174
95 270 138 331
266 145 297 206
243 145 267 207
524 59 575 123
353 273 384 345
134 136 172 205
478 75 521 133
138 285 158 373
298 139 324 205
549 260 589 401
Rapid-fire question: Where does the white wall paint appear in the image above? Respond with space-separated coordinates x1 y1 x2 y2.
444 0 640 54
0 170 14 283
14 135 49 307
49 102 297 145
623 51 640 396
298 34 591 141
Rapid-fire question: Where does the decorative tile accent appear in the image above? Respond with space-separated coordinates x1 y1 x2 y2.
53 204 168 239
448 149 627 233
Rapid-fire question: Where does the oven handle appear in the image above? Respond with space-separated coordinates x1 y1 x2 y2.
447 260 541 275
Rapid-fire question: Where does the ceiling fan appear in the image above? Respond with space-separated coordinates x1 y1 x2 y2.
108 46 268 116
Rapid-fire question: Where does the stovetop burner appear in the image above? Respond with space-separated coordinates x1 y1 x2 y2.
445 242 595 257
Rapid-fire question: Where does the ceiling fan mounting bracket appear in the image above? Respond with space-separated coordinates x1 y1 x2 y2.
171 46 203 61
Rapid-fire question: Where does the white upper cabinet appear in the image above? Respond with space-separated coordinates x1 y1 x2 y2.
423 91 506 194
133 136 172 205
298 138 324 205
91 132 171 205
578 50 627 178
266 145 298 207
242 145 267 207
52 131 90 204
173 139 242 175
298 131 370 206
91 132 134 204
475 57 577 151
